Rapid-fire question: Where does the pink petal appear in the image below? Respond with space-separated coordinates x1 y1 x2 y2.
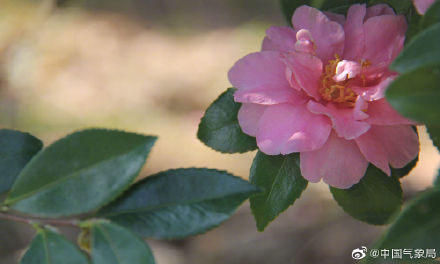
324 11 346 25
365 4 396 20
363 15 407 65
295 29 317 54
413 0 436 15
237 103 268 136
262 26 297 52
228 51 290 91
365 99 418 125
352 76 394 101
283 51 323 100
353 96 369 120
291 6 345 62
256 103 331 155
307 100 371 140
356 125 419 175
343 4 366 61
300 131 368 188
333 60 362 82
359 63 392 80
234 85 307 105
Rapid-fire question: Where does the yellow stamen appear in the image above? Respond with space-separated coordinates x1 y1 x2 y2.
319 54 356 107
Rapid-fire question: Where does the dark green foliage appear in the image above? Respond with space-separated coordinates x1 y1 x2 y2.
198 88 257 153
249 151 307 231
90 221 155 264
387 64 440 125
21 228 89 264
331 165 402 225
0 130 42 194
5 129 157 217
391 23 440 74
364 188 440 263
98 168 259 238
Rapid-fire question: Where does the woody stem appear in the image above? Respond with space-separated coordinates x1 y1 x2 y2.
0 212 79 227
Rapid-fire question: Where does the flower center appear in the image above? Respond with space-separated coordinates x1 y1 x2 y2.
319 54 358 107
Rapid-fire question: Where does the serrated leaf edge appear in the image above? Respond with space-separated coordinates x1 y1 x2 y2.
249 153 308 231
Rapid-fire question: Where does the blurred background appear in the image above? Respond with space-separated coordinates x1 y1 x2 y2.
0 0 439 263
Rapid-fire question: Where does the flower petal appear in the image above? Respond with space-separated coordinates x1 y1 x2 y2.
295 29 317 54
353 96 369 120
352 76 394 101
333 60 362 82
228 51 290 91
256 103 331 155
343 4 366 60
413 0 436 15
300 131 368 188
262 26 297 52
237 103 268 136
308 100 371 140
324 11 346 25
365 4 396 20
356 125 419 175
291 5 345 62
283 51 323 100
365 99 418 125
234 85 307 105
363 14 407 65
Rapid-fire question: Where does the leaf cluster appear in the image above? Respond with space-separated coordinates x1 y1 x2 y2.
0 129 259 263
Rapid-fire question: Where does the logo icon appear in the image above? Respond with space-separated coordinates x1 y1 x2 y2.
352 246 368 260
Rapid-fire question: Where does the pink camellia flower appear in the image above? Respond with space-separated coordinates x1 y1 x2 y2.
228 4 420 189
413 0 436 14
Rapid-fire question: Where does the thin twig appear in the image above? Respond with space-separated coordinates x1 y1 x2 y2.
0 212 79 227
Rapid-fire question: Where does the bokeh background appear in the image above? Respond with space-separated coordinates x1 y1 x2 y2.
0 0 439 263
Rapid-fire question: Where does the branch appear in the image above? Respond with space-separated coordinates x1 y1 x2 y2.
0 212 79 227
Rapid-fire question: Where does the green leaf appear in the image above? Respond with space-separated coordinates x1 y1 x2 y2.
97 168 259 239
364 188 440 263
405 7 423 42
249 151 307 231
427 124 440 151
330 165 402 225
391 23 440 74
386 64 440 124
392 126 419 178
197 88 257 153
279 0 310 25
420 1 440 29
5 129 157 217
369 0 413 15
434 168 440 187
318 0 367 11
90 220 155 264
0 130 42 194
21 228 89 264
391 156 419 178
